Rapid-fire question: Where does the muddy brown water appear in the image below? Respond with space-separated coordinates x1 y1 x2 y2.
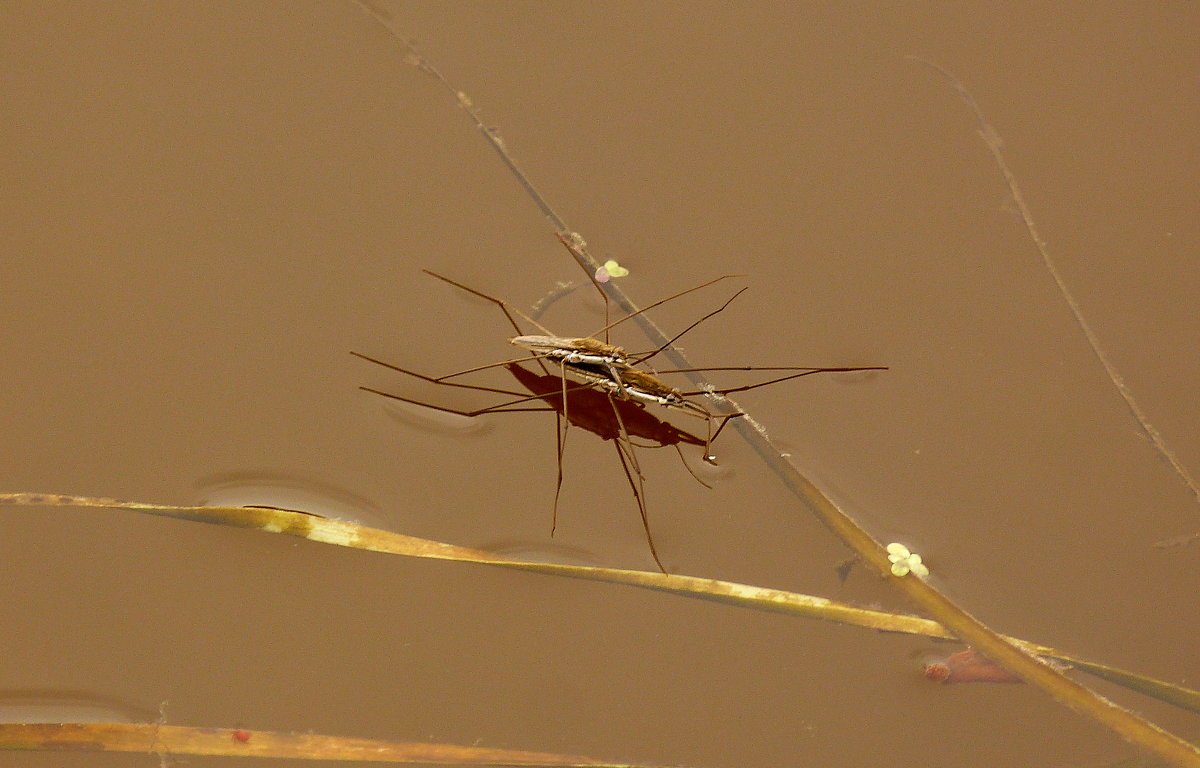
2 3 1198 767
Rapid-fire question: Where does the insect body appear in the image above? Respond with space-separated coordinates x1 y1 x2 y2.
509 334 634 398
510 335 626 367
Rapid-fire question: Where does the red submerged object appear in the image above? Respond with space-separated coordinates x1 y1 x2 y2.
925 649 1024 684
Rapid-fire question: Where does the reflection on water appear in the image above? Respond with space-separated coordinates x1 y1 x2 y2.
377 396 495 436
822 368 887 385
0 689 159 724
194 471 389 530
528 279 588 322
482 539 605 567
681 446 734 483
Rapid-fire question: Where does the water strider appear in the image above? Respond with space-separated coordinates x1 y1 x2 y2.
351 2 885 571
353 272 884 572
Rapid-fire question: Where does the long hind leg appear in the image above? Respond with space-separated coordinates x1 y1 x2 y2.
550 360 575 536
610 439 663 573
358 386 556 418
550 410 568 535
672 443 714 490
606 397 664 572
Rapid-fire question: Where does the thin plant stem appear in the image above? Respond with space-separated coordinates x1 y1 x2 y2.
909 55 1200 513
6 493 1200 718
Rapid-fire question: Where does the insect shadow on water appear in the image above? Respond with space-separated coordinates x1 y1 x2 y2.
353 271 885 572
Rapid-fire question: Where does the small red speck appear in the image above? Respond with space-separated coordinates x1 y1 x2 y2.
233 729 251 743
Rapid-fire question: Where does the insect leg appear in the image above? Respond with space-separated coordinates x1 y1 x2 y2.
550 361 573 536
421 270 555 376
551 409 566 536
359 387 555 417
610 433 664 573
604 395 664 572
630 287 749 367
672 443 715 490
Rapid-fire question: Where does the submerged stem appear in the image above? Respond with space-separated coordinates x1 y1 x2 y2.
909 55 1200 513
